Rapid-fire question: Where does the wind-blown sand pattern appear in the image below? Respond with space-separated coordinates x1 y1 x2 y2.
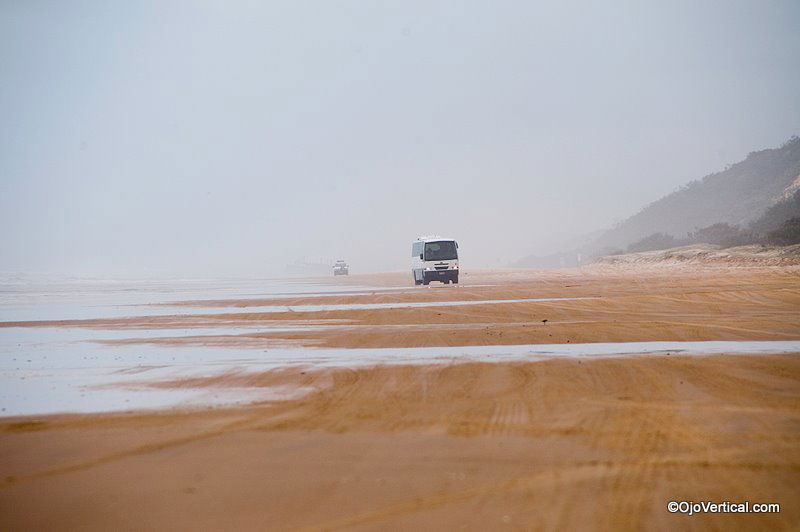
1 265 799 530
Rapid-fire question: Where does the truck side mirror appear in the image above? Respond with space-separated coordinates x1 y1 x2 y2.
419 253 423 260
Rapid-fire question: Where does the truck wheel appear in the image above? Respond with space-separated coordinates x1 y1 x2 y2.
452 277 459 284
423 280 430 285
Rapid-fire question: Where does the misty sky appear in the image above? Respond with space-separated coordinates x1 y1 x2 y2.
2 1 799 276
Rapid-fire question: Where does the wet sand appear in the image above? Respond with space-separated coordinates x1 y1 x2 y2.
7 266 797 349
2 355 799 530
2 266 800 529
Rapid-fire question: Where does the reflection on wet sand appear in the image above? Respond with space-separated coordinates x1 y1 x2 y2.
1 267 799 529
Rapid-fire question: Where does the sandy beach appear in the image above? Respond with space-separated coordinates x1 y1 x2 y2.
2 265 800 530
5 1 800 528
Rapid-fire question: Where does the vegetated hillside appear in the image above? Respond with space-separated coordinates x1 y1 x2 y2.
750 187 800 234
515 137 800 268
619 174 800 253
591 136 800 252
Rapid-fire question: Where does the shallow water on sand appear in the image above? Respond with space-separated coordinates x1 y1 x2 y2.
0 277 412 321
2 276 799 416
149 297 596 316
3 332 799 416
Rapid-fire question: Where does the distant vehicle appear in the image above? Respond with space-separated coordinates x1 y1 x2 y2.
333 260 349 276
411 236 459 285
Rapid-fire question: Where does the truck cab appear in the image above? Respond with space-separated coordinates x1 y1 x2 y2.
411 237 459 285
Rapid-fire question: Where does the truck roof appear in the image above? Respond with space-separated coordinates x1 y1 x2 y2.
414 235 455 243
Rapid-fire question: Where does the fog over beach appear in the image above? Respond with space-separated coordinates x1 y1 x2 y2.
1 1 799 530
2 1 799 276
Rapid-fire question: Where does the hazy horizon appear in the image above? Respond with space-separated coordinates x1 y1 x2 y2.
2 1 799 277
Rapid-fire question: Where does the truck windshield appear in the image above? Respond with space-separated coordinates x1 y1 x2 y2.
424 241 457 261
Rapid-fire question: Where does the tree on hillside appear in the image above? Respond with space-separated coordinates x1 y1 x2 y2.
687 223 755 247
749 191 800 234
766 217 800 245
626 233 680 253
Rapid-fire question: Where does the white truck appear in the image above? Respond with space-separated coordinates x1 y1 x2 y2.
333 260 349 276
411 236 459 285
